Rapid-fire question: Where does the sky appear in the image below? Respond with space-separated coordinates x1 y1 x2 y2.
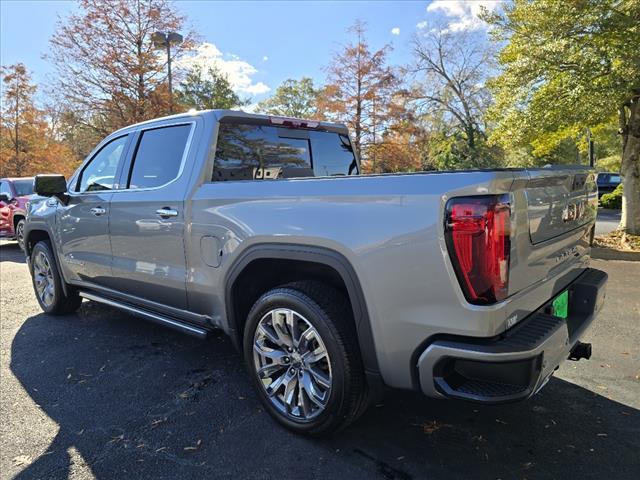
0 0 499 105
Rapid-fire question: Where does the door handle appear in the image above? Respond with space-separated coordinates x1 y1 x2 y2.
90 207 106 216
156 208 178 219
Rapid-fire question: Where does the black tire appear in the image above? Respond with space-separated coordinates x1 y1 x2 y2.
243 281 367 435
29 240 82 315
16 218 26 251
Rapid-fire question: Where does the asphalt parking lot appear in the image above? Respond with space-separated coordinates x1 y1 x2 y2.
595 209 622 236
1 241 639 480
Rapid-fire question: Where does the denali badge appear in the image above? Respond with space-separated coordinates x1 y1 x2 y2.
555 246 579 263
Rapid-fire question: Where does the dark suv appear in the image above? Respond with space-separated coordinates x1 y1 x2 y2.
596 172 621 197
0 177 34 250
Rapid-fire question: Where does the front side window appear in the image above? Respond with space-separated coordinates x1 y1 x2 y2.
127 124 192 189
0 181 12 200
13 179 34 196
77 135 128 193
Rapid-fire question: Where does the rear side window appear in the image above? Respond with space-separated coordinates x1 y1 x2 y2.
128 124 191 189
212 123 357 181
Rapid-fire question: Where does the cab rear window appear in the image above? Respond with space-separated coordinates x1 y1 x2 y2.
212 123 358 181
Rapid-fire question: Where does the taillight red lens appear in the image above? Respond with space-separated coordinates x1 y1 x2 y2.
444 195 511 305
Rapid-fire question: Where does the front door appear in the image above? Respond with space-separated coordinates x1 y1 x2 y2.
57 135 129 286
108 122 195 310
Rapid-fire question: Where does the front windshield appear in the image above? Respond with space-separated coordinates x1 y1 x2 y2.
13 179 34 196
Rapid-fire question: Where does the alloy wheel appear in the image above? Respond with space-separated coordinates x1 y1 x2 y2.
253 308 333 421
33 251 55 307
16 221 25 250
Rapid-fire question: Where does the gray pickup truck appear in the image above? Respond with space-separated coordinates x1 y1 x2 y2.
25 110 607 435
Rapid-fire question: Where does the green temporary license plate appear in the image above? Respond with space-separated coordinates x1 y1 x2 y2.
552 290 569 319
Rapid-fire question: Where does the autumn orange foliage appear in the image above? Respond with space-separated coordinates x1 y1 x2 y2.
1 64 79 178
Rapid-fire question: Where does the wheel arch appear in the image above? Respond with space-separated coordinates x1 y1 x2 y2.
12 213 25 228
224 243 380 377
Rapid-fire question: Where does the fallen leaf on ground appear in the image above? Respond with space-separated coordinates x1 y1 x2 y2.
12 455 31 466
422 420 452 434
151 418 165 428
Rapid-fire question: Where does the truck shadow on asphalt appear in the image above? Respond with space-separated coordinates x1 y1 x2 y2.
0 241 25 264
10 305 640 480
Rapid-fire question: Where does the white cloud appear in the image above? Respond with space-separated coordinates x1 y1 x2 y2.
416 20 428 29
239 102 260 114
391 27 400 36
426 0 500 32
177 43 270 95
262 55 269 61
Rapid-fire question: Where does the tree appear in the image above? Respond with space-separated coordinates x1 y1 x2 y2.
410 27 497 168
370 121 434 173
1 64 38 176
1 64 77 177
320 21 400 170
484 0 640 234
175 65 248 111
47 0 195 137
256 78 318 118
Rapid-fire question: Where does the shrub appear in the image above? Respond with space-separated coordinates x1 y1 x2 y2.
600 183 623 209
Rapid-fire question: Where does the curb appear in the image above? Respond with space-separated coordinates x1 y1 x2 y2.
591 247 640 262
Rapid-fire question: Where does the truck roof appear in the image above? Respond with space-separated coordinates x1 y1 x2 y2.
111 109 349 135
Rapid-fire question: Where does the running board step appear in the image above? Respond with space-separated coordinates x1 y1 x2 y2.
79 291 209 339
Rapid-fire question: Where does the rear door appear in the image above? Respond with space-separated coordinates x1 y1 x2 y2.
57 134 130 285
107 121 195 309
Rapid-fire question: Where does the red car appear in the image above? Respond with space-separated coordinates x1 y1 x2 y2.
0 177 34 250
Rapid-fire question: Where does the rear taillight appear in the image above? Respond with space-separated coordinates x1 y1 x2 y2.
444 195 511 305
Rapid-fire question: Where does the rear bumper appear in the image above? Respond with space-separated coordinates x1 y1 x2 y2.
416 268 608 403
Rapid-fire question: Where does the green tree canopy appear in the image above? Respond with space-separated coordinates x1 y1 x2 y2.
176 65 248 111
484 0 640 234
256 78 318 118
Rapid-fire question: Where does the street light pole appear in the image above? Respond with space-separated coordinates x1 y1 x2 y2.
166 40 173 112
152 31 183 114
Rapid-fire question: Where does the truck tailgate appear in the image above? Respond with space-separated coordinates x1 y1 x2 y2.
508 167 598 298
